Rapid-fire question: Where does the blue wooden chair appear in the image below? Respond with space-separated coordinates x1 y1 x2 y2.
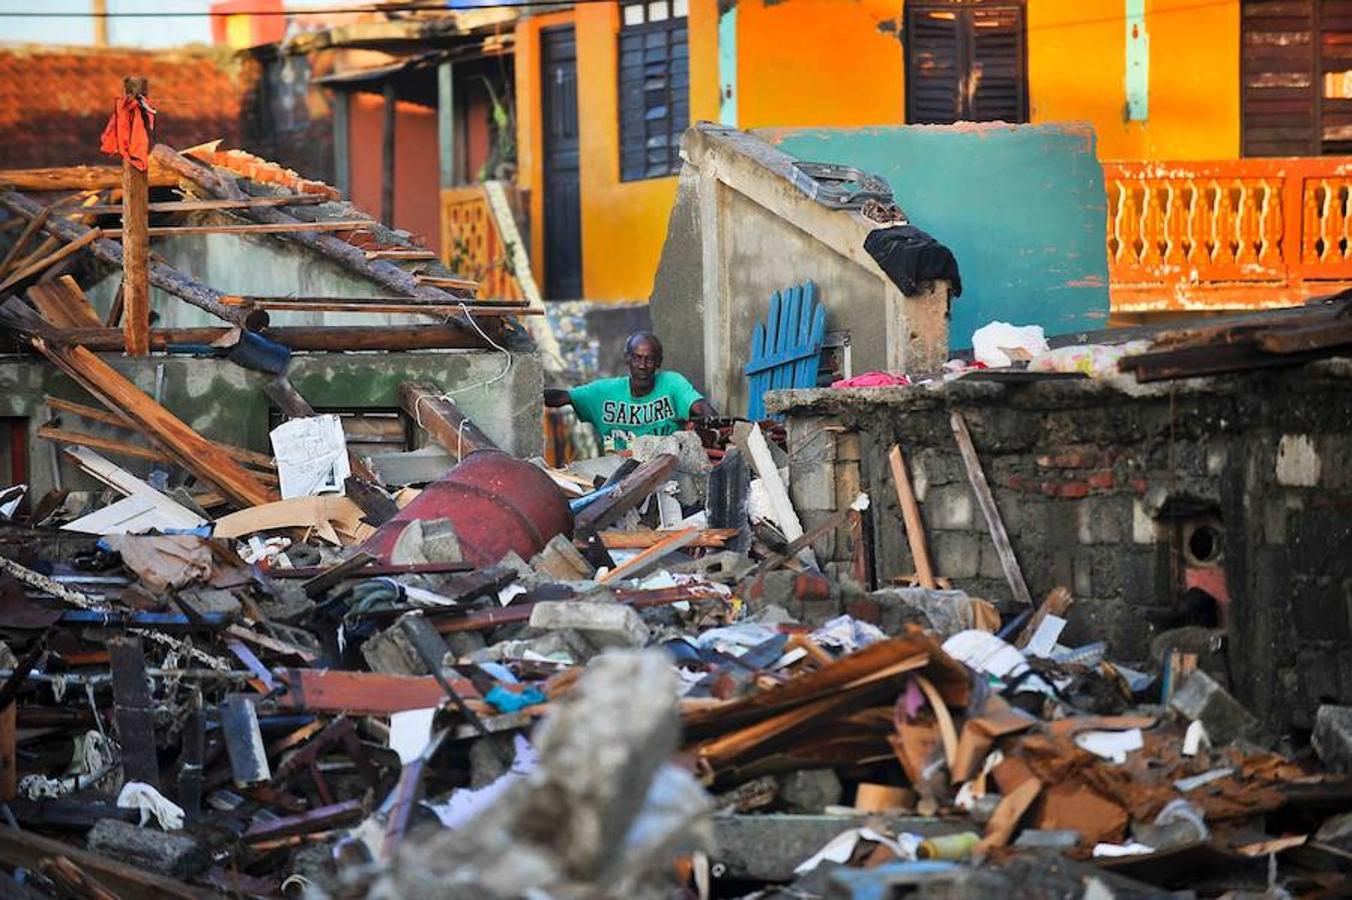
744 281 827 421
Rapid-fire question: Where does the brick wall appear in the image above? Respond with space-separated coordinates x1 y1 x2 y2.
773 361 1352 735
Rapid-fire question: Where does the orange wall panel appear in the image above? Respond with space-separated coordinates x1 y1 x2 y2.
346 92 440 247
737 0 905 129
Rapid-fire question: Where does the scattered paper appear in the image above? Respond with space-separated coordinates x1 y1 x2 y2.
1074 728 1143 764
270 414 351 499
1183 719 1210 757
389 708 437 764
1092 841 1156 858
1023 614 1066 659
423 735 536 829
810 615 886 654
971 321 1049 368
793 827 922 874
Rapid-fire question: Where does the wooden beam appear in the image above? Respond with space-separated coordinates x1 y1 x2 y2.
365 249 438 260
105 277 124 327
0 165 177 192
887 444 936 589
40 322 487 352
32 340 278 507
949 410 1032 606
215 297 535 317
382 80 397 228
0 190 252 327
574 453 679 533
0 228 101 294
103 219 374 238
39 425 279 483
596 526 700 584
594 528 738 549
26 276 102 329
0 204 50 277
122 77 152 356
399 381 498 462
81 194 326 215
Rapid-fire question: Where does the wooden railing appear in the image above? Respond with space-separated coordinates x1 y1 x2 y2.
1105 158 1352 311
440 182 532 303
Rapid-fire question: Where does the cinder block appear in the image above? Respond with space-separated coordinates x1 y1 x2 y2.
932 532 980 579
926 485 975 530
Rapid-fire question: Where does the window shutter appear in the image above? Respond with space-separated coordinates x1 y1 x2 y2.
969 6 1027 122
907 8 963 124
1318 0 1352 152
1242 0 1316 156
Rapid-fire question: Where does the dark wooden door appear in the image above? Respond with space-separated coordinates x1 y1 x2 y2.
542 26 583 299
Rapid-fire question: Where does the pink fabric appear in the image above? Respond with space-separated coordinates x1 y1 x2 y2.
831 371 912 389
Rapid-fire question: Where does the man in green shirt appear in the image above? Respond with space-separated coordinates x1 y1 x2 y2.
544 331 717 451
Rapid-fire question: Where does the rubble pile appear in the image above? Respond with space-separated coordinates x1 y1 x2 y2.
0 414 1349 900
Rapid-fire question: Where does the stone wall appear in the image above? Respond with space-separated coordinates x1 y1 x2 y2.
769 361 1352 735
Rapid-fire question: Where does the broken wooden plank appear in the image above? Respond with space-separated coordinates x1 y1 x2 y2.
38 322 489 352
215 296 535 315
950 410 1032 607
594 528 738 550
0 227 101 294
414 273 482 292
399 381 499 462
574 453 679 533
887 444 936 589
61 446 208 531
0 165 176 192
121 87 152 357
81 194 326 215
273 668 481 715
0 204 50 277
32 341 277 508
0 829 205 900
597 526 700 584
0 190 253 327
103 219 375 238
364 248 438 260
743 423 814 566
241 799 363 844
109 636 160 788
26 276 103 329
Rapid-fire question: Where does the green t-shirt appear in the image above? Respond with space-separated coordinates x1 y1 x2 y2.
569 371 704 450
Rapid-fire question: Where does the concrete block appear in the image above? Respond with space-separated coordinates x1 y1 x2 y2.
931 532 980 579
527 601 650 649
1313 705 1352 773
777 768 843 814
529 534 595 582
792 462 839 514
977 543 1005 580
87 818 209 878
710 815 969 883
1170 670 1262 746
361 615 430 676
925 485 974 530
1276 434 1321 487
1075 497 1127 545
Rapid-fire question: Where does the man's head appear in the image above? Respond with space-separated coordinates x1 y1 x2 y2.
624 331 663 394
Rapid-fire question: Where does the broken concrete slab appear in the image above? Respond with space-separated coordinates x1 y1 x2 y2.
526 601 651 649
1312 705 1352 773
529 534 596 582
1169 670 1262 746
777 768 843 814
361 613 432 676
389 518 463 566
86 818 209 879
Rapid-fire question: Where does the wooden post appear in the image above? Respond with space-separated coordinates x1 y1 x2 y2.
382 80 397 228
399 381 499 462
0 703 15 801
437 61 456 189
121 76 151 356
887 444 936 588
92 0 109 46
949 411 1033 607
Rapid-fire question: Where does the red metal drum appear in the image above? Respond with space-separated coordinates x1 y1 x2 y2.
360 449 573 566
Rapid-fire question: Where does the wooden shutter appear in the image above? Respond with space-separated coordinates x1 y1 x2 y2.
1319 0 1352 152
906 2 1027 125
907 7 963 124
969 6 1027 122
1242 0 1316 156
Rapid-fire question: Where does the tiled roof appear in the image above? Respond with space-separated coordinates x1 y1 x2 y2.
198 146 341 200
0 45 255 170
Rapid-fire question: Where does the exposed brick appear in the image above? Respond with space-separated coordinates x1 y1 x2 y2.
1058 481 1090 499
1129 477 1150 495
1086 471 1116 490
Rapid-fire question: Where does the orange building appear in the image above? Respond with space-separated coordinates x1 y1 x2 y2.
514 0 1352 314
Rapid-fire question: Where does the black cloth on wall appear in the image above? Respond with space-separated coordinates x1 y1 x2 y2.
863 225 962 298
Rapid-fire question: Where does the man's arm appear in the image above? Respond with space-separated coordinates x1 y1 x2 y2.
543 389 573 408
690 398 718 419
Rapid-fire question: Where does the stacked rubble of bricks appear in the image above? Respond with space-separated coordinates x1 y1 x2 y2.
773 362 1352 736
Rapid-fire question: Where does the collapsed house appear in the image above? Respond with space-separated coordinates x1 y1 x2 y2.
0 114 1351 900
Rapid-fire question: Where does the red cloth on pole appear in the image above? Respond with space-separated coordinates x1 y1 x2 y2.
99 95 155 172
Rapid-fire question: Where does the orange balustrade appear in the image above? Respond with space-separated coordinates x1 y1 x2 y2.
440 184 527 303
1105 159 1352 312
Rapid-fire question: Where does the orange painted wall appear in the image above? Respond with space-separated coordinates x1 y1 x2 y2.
1028 0 1239 160
517 0 719 302
345 92 441 248
736 0 905 129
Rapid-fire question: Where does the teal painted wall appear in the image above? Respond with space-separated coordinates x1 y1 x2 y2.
763 122 1111 349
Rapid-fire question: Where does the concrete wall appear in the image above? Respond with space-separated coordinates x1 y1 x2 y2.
650 125 950 416
768 362 1352 735
765 122 1111 346
0 349 542 499
84 230 448 330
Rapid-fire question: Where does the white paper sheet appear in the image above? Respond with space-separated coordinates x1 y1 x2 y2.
270 414 351 499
